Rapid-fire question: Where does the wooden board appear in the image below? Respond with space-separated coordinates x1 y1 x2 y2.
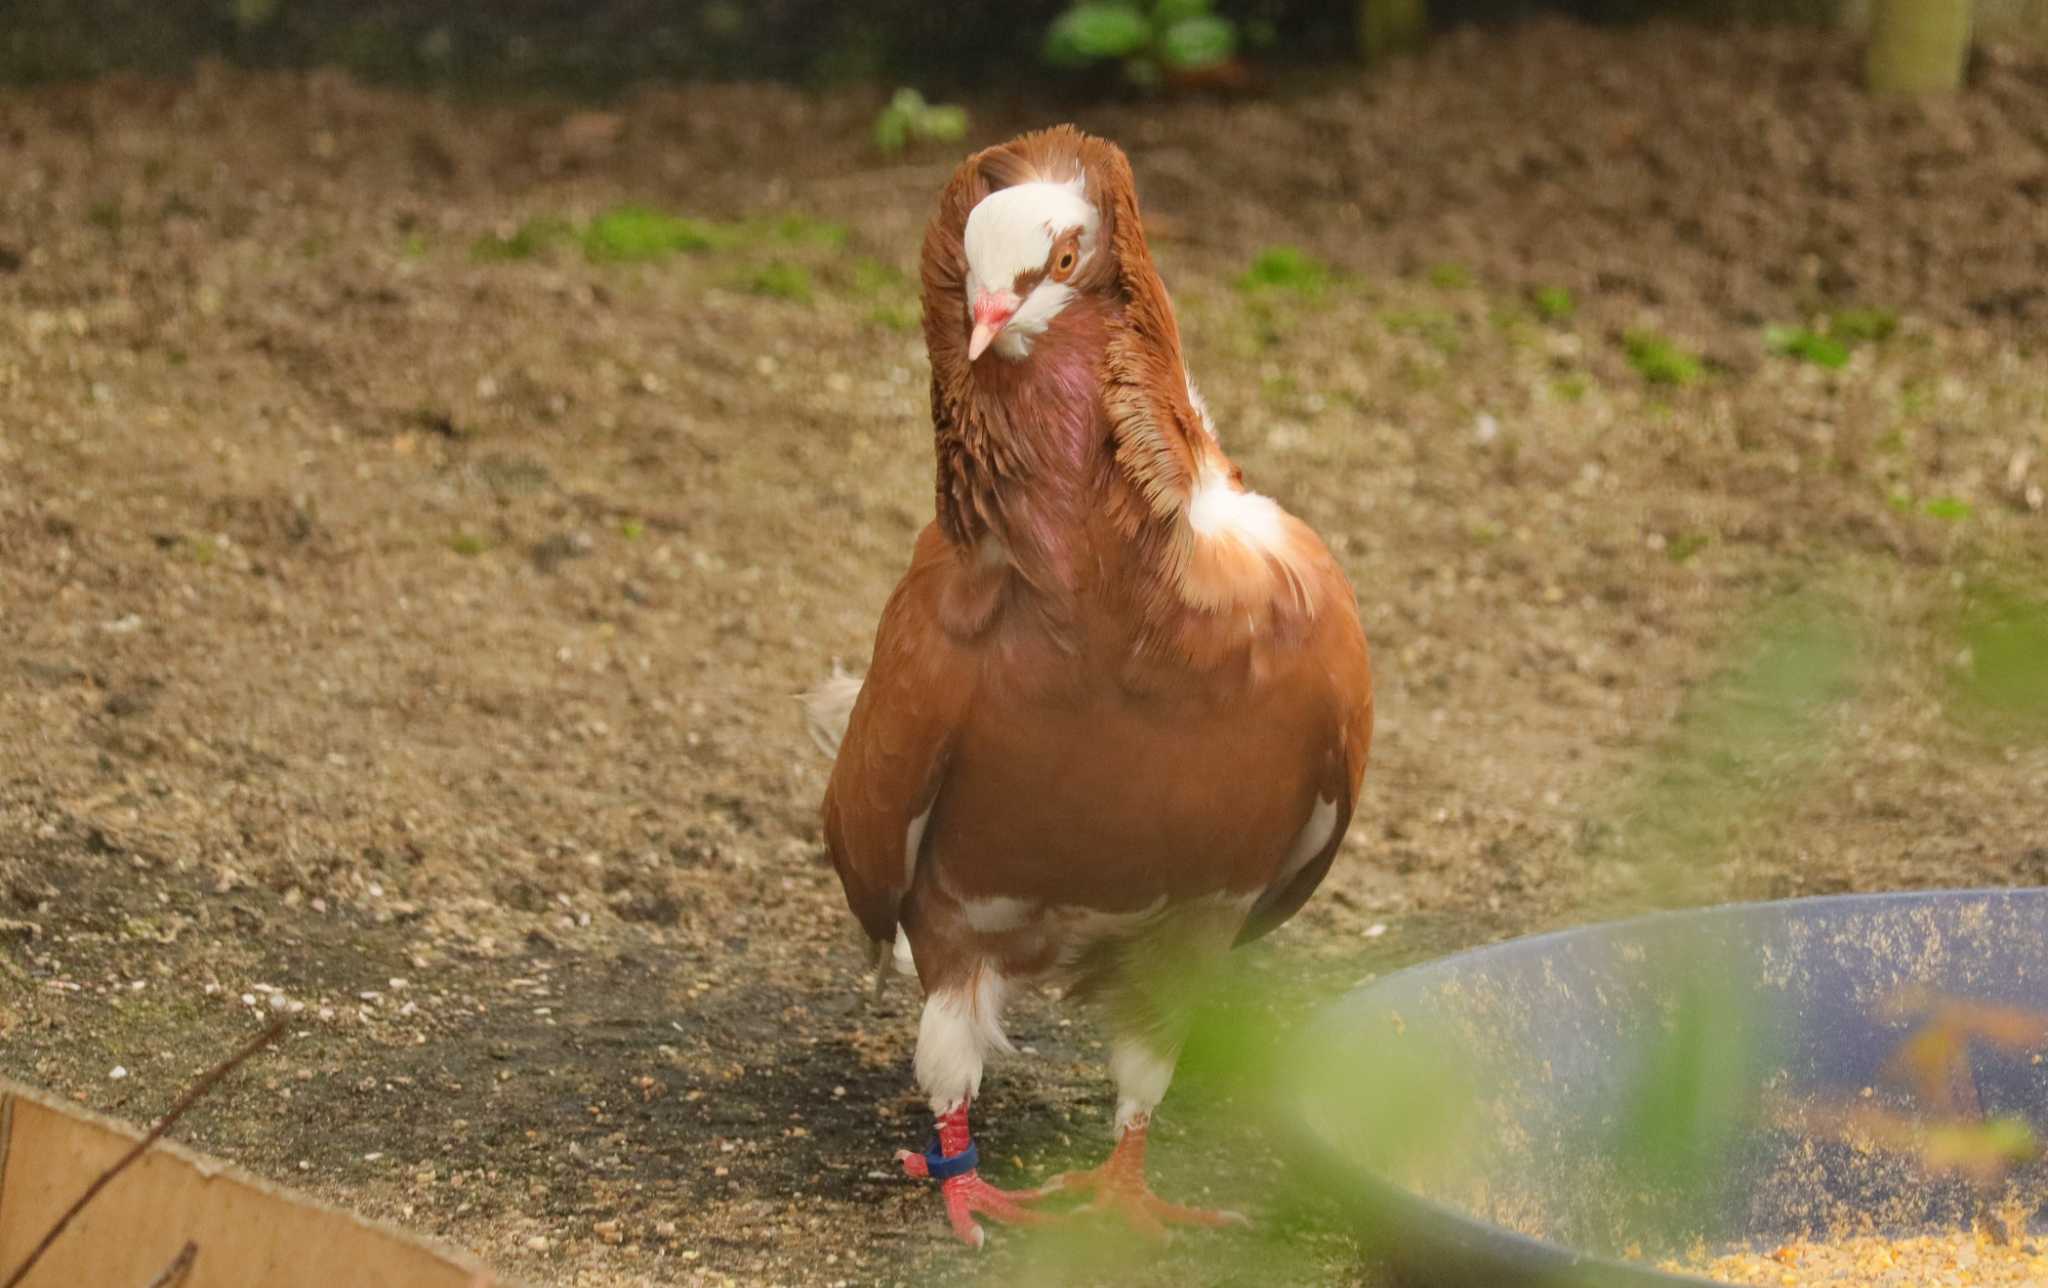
0 1081 500 1288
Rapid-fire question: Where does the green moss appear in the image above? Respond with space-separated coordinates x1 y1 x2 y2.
740 261 812 302
1666 532 1710 564
1532 286 1577 323
449 533 487 557
1829 307 1898 343
1426 262 1473 289
1765 325 1852 369
582 205 728 262
1624 331 1703 386
1921 496 1973 522
1236 246 1329 297
763 212 849 249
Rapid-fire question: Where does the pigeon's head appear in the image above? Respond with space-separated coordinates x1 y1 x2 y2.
959 178 1102 363
922 126 1160 377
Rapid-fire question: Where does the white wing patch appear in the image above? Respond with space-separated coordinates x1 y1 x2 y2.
903 804 933 889
1181 459 1320 615
1188 463 1291 553
962 895 1036 934
1277 795 1341 886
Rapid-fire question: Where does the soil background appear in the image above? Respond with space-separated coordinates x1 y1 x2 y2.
3 18 2046 1288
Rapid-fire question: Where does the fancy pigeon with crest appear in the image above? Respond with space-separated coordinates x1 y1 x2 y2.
807 125 1373 1246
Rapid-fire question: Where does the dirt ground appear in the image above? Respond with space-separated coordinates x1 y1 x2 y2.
2 17 2045 1288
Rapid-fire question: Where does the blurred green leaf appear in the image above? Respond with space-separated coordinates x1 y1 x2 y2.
1157 14 1236 70
1044 3 1152 66
1921 496 1973 521
1121 55 1162 87
1954 587 2048 731
1151 0 1213 25
234 0 281 32
873 87 968 155
920 103 968 143
1610 940 1768 1251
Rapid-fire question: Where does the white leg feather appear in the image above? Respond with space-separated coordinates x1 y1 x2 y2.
915 970 1012 1114
1109 1035 1178 1134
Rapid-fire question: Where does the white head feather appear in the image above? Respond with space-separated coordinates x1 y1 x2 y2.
962 179 1100 360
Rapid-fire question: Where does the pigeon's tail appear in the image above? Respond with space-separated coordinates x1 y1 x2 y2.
802 661 864 760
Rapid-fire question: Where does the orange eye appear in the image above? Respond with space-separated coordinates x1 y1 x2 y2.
1053 248 1078 279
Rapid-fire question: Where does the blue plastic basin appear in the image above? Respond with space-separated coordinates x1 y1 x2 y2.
1292 890 2048 1286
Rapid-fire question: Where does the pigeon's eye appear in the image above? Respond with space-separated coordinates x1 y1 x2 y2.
1051 245 1079 281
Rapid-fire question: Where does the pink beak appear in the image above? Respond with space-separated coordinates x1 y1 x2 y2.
967 290 1020 362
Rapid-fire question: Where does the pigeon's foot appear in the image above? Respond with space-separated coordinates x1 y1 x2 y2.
1024 1114 1249 1240
897 1101 1052 1249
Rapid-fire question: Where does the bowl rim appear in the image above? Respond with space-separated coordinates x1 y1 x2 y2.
1298 886 2048 1288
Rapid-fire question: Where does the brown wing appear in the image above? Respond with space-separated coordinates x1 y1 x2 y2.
1236 575 1374 946
822 525 981 946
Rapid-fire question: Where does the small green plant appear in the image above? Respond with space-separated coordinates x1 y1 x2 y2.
1666 532 1710 564
1236 246 1329 296
1553 374 1590 402
449 533 487 557
1044 0 1238 88
583 205 728 262
1426 261 1473 289
1532 285 1577 323
619 518 645 541
1765 307 1897 368
1765 325 1852 369
1624 330 1703 386
872 88 968 156
1828 307 1898 343
1921 496 1973 522
764 213 849 249
474 207 849 269
741 261 812 302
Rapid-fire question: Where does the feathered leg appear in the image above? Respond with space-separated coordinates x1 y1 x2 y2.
897 973 1049 1248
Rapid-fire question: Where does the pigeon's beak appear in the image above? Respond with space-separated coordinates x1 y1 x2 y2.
967 289 1020 362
